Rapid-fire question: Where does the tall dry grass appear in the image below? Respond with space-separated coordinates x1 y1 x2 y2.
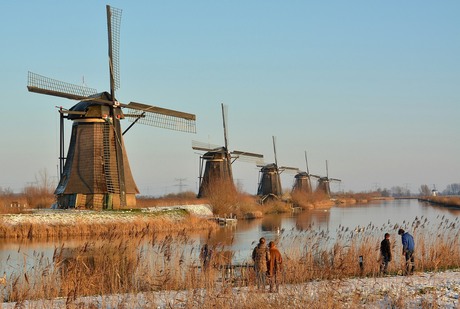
1 216 459 307
0 211 216 240
136 191 203 208
291 190 331 209
421 196 460 207
0 195 29 214
201 180 262 218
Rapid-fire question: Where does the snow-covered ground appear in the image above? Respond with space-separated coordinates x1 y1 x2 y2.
1 204 213 226
1 270 458 308
143 204 213 217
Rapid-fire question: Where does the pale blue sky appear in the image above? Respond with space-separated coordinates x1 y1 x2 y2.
1 1 459 196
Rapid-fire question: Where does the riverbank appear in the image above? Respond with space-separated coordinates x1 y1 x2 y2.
1 269 459 308
419 196 460 208
0 205 216 239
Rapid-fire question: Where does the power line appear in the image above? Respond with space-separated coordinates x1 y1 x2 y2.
174 178 187 193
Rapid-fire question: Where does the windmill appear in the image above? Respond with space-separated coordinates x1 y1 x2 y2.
316 160 341 197
292 151 320 194
27 5 196 210
257 136 298 202
192 103 263 197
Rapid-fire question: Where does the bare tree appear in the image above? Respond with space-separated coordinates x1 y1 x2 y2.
23 169 56 209
419 184 431 196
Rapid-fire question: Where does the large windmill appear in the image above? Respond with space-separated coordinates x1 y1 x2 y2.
316 160 341 197
257 136 298 202
292 151 320 194
27 5 196 210
192 104 263 198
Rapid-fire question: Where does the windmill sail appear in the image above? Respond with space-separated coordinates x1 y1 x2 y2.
123 102 196 133
27 72 98 101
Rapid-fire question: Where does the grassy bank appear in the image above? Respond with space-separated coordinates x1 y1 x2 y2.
419 196 460 207
0 209 217 240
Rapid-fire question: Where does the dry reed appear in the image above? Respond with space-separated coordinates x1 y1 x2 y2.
421 196 460 207
1 215 459 307
0 211 217 240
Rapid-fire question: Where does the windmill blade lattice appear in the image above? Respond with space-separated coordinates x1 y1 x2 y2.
191 140 221 152
107 5 122 93
279 166 300 174
27 72 98 100
231 150 264 165
124 103 196 133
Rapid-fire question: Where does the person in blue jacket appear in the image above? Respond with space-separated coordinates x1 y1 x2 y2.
398 228 415 275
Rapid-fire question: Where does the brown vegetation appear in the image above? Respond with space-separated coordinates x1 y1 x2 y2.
0 211 216 240
136 191 203 208
291 190 332 209
420 196 460 207
198 180 264 218
1 216 459 307
334 191 390 205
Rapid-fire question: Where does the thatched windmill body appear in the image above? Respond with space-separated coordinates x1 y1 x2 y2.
27 6 196 210
192 104 263 197
257 136 298 202
292 151 320 194
316 160 341 197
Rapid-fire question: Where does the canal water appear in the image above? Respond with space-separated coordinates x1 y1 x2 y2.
1 199 459 275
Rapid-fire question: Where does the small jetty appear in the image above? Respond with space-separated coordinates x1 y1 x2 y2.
213 215 237 226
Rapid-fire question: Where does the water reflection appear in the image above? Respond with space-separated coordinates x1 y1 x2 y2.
1 199 460 275
261 215 282 232
295 209 331 231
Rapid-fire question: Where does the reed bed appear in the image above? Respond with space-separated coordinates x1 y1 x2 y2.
421 196 460 207
0 210 216 240
291 191 333 209
136 192 204 208
1 216 459 307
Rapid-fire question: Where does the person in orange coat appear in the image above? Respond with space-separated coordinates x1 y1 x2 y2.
267 241 283 292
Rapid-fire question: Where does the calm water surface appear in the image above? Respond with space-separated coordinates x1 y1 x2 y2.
1 199 459 274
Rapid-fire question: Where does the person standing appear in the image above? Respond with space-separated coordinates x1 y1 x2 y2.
200 244 213 270
252 237 270 290
267 241 283 292
380 233 392 275
398 228 415 275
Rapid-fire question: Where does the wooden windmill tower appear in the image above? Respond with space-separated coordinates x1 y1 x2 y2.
27 5 196 210
316 160 341 197
192 104 263 198
257 136 298 202
292 151 320 194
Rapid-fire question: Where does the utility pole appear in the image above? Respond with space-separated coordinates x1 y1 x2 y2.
175 178 187 193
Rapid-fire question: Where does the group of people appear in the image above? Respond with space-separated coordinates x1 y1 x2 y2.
380 228 415 275
200 228 414 292
252 237 282 292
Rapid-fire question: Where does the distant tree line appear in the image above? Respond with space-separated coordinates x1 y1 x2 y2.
374 183 460 197
442 183 460 195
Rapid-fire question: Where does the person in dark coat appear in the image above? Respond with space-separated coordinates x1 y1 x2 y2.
267 241 283 292
200 244 213 269
380 233 392 274
398 228 415 275
252 237 270 290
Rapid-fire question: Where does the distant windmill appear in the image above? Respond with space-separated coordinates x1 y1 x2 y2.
27 5 196 210
292 151 320 194
316 160 341 197
257 136 298 202
192 104 263 198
